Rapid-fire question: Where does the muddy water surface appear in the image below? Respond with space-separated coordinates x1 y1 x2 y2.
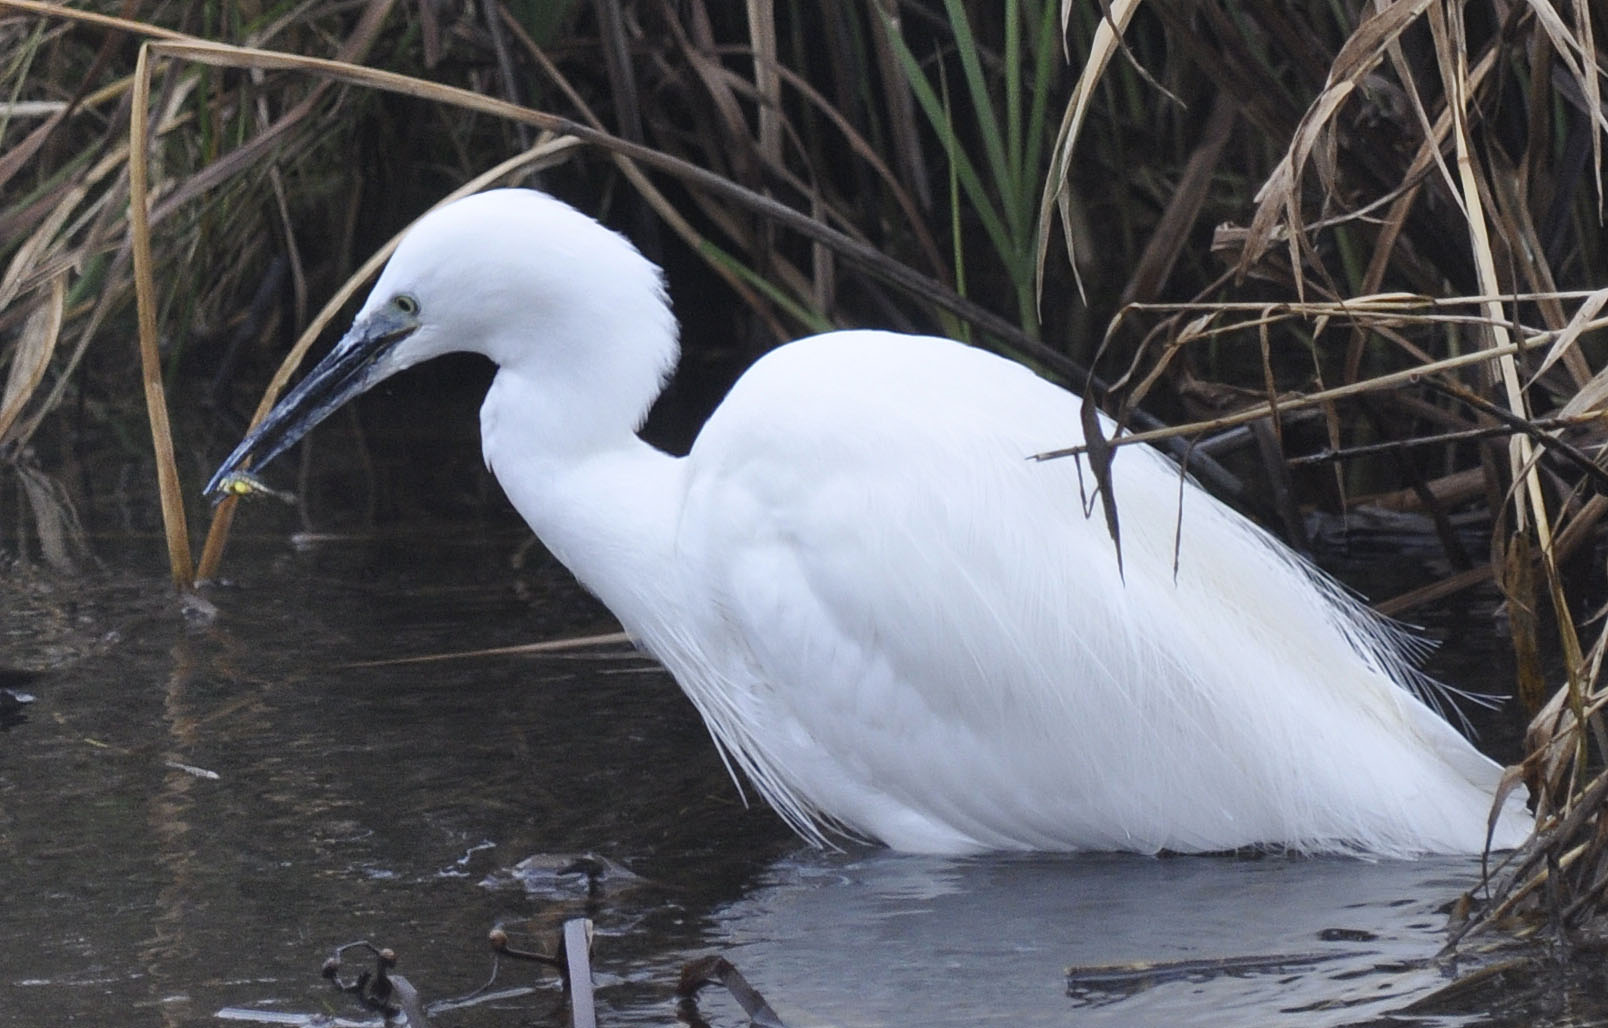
0 476 1592 1027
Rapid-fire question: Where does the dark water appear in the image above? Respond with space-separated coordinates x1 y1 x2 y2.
0 464 1592 1027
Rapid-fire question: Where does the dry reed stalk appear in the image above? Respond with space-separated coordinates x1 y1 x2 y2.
746 0 781 164
129 42 194 588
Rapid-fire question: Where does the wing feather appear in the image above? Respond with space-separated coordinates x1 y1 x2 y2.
659 330 1523 854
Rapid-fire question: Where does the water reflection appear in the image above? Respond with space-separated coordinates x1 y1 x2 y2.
2 458 92 574
684 849 1484 1027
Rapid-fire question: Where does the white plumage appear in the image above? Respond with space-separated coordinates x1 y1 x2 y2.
210 189 1532 856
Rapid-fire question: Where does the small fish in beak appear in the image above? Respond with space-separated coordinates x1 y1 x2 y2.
210 469 296 505
204 300 420 499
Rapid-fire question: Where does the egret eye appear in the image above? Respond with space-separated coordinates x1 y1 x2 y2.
394 293 420 316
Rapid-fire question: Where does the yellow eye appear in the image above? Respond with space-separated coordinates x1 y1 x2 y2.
395 294 420 316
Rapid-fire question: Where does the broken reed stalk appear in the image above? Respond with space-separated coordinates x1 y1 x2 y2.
562 918 596 1028
678 955 785 1026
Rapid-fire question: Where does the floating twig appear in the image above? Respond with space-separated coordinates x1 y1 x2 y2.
321 940 428 1025
342 631 633 669
678 955 786 1027
487 917 595 1027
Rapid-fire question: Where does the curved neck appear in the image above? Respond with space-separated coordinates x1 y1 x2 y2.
480 368 685 638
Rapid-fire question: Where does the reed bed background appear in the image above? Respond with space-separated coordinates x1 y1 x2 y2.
2 0 1607 948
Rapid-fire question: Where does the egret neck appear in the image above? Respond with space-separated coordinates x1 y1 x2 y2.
480 362 687 643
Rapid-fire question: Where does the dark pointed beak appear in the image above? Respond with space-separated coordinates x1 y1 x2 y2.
204 305 418 499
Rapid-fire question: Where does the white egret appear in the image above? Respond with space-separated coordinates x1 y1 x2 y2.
208 189 1531 856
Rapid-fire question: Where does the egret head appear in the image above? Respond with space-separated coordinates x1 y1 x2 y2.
204 189 678 499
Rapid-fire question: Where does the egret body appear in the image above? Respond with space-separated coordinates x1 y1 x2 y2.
209 189 1531 856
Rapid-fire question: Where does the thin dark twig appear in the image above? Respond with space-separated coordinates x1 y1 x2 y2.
1286 416 1599 467
1417 377 1608 492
